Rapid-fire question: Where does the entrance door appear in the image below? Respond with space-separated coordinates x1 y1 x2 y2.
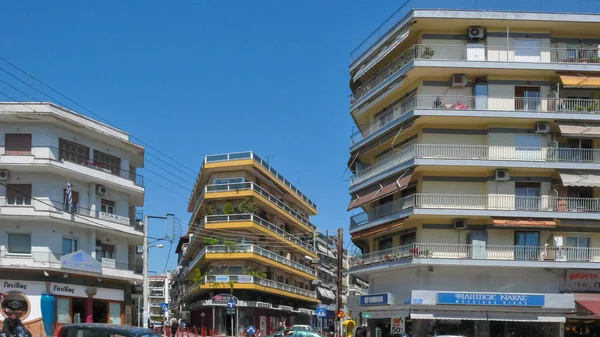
515 134 544 161
515 86 541 111
514 231 540 260
514 39 541 62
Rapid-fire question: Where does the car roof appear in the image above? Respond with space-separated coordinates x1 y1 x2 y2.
63 324 157 336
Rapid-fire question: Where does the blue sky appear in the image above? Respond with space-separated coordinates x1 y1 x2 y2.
1 0 599 273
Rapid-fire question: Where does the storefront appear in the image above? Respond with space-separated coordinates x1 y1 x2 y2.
564 270 600 337
0 279 125 335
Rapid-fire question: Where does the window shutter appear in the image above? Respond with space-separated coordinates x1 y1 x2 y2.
5 134 32 155
7 184 32 199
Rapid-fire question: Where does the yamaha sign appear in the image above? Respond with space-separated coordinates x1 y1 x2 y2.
360 293 391 306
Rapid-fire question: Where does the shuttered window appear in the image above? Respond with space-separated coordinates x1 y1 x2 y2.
59 138 89 165
5 134 32 155
93 150 121 175
7 184 32 205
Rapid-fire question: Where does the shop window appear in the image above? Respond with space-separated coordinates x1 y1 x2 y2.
6 184 32 205
57 298 71 324
93 150 121 175
8 233 31 254
63 189 80 212
63 238 78 255
101 199 115 214
5 134 32 155
59 138 89 165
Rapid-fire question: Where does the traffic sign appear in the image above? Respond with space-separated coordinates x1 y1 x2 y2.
247 326 257 335
337 310 345 319
316 308 327 318
227 299 236 308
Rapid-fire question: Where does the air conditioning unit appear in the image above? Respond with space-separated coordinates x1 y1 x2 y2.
0 169 8 181
495 169 510 181
454 219 467 230
452 74 468 87
535 122 551 134
96 185 107 195
468 26 486 40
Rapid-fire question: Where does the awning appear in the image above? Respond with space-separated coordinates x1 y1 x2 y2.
348 170 414 210
577 300 600 316
559 171 600 187
352 28 410 81
351 218 404 240
492 218 557 228
558 123 600 138
487 312 565 323
317 243 329 255
411 311 488 321
317 287 335 300
560 74 600 88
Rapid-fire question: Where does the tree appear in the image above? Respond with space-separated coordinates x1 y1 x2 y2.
238 197 258 215
229 280 235 295
224 201 235 215
204 203 216 215
192 269 203 284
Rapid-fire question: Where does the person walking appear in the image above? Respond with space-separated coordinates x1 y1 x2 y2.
170 318 179 337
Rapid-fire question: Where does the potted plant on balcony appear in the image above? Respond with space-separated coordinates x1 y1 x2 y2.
203 237 219 245
391 252 400 260
224 201 235 215
420 46 436 59
204 203 216 215
238 196 259 215
229 280 235 295
409 247 419 256
192 269 203 284
223 239 236 250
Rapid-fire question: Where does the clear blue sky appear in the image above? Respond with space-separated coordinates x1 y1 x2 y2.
1 0 599 273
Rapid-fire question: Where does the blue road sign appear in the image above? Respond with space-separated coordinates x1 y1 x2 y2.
247 326 256 335
316 308 327 318
227 299 236 308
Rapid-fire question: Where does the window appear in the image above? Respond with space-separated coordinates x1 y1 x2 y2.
277 275 284 283
8 233 31 254
378 111 393 128
213 177 245 185
515 86 541 111
6 184 32 205
568 237 590 248
96 243 115 261
101 199 115 214
93 150 121 175
400 232 416 246
567 236 590 261
63 238 78 255
514 231 540 260
59 138 89 165
5 134 32 155
378 237 393 250
515 182 541 210
63 189 80 212
567 44 578 59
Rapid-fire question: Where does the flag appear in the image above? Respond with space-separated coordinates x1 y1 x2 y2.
66 181 73 211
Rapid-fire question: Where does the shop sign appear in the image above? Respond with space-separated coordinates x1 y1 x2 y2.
360 293 391 306
256 302 271 308
60 250 102 274
237 276 253 283
390 317 405 335
565 270 600 291
212 294 237 305
437 292 545 307
101 258 116 268
299 309 311 314
215 275 230 282
281 305 293 311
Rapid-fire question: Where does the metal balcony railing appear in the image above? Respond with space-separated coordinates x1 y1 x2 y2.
350 243 600 268
351 95 600 144
185 275 317 299
350 144 600 185
350 44 600 104
205 152 317 210
187 244 317 277
350 194 600 228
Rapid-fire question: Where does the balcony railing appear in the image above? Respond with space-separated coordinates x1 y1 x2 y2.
350 44 600 104
351 95 600 144
186 275 317 299
351 144 600 185
188 244 317 277
205 152 317 211
350 194 600 228
200 182 317 230
350 243 600 268
0 248 142 274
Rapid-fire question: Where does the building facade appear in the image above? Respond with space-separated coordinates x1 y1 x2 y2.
345 9 600 337
0 102 145 334
313 233 343 328
149 274 171 323
175 152 319 336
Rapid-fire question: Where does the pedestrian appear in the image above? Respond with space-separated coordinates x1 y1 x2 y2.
278 321 286 331
171 318 179 337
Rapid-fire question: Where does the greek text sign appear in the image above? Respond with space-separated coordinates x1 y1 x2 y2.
437 292 545 307
566 270 600 292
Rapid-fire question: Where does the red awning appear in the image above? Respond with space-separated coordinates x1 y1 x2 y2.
351 218 405 240
347 170 413 210
577 300 600 316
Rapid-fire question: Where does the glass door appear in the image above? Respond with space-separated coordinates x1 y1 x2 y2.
515 86 541 111
515 134 544 161
475 83 488 110
515 182 541 210
567 236 590 261
514 231 540 260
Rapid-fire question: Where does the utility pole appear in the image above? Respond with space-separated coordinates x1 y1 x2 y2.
336 227 343 337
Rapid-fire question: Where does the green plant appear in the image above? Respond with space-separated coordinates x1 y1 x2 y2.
211 281 222 288
229 280 235 295
224 201 235 215
243 267 267 279
223 239 237 248
591 56 599 64
238 196 259 215
420 46 435 59
204 237 219 245
192 269 203 284
204 203 216 215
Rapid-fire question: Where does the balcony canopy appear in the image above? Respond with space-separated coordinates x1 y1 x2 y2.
559 171 600 187
577 300 600 316
317 287 336 300
560 74 600 88
351 218 404 240
492 218 557 228
348 170 413 210
557 123 600 138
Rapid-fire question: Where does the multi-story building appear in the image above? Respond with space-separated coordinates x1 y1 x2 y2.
0 102 145 334
176 152 319 336
149 274 171 323
312 233 340 327
345 8 600 337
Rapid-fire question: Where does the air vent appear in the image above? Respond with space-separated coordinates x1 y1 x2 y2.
0 170 8 181
454 219 467 230
535 122 550 134
468 26 486 39
96 185 107 195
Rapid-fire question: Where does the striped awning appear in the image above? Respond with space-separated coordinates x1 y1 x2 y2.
347 170 413 210
492 218 557 228
560 74 600 88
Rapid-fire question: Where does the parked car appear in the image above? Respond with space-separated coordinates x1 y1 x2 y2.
56 324 161 337
267 330 325 337
291 325 313 331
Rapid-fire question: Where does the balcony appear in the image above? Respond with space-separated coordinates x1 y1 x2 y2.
185 214 316 259
193 182 317 231
350 243 600 270
184 275 318 301
0 248 142 280
203 152 317 212
350 144 600 186
350 193 600 229
351 95 600 146
185 244 318 279
350 44 600 106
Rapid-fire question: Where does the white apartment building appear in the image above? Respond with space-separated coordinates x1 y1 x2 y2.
0 102 145 335
346 8 600 337
149 274 171 323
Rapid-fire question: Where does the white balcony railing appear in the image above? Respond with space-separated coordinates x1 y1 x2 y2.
186 244 317 277
350 194 600 228
350 243 600 268
350 144 600 185
185 275 317 299
350 44 600 104
351 95 600 144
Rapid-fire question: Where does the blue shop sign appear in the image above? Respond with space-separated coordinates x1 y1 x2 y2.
60 250 102 274
360 293 391 306
437 292 545 307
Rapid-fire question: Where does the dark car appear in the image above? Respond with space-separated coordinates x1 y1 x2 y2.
57 324 161 337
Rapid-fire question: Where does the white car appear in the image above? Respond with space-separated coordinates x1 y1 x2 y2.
291 325 313 331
